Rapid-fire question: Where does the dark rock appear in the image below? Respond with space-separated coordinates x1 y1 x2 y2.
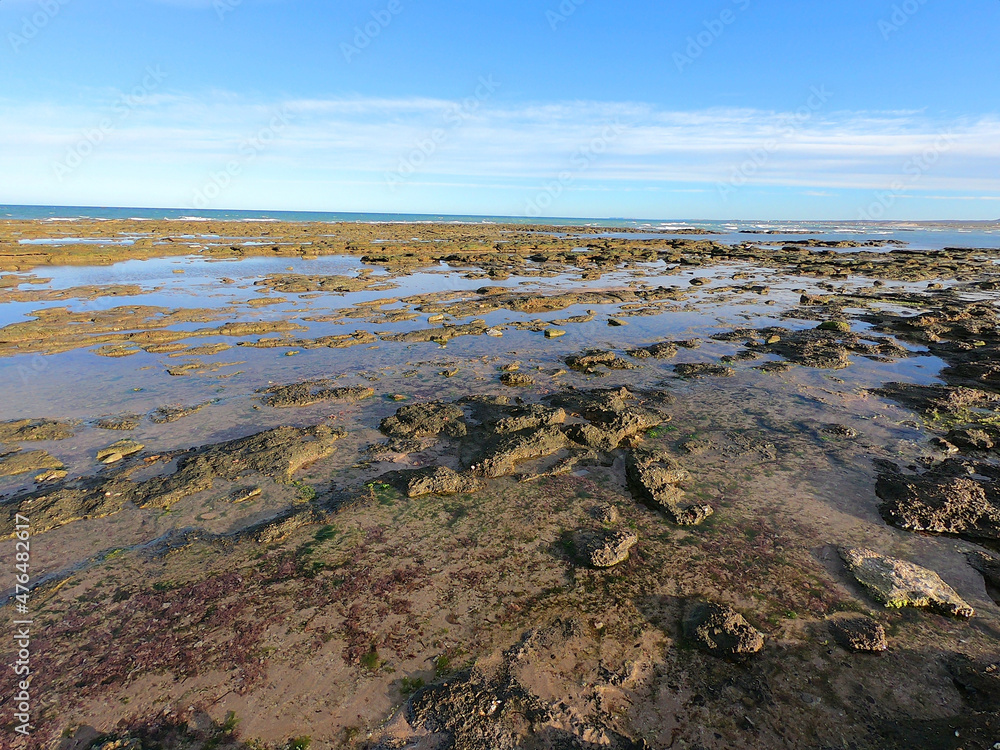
500 372 535 387
380 402 467 439
967 549 1000 589
817 320 852 333
945 425 996 451
877 462 1000 541
945 655 1000 712
401 665 550 750
566 350 638 372
828 616 887 653
674 362 735 378
366 437 424 458
823 424 858 438
627 341 679 359
683 602 764 657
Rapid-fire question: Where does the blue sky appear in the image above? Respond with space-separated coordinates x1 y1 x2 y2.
1 0 998 219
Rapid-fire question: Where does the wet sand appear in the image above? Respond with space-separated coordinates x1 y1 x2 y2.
1 220 999 750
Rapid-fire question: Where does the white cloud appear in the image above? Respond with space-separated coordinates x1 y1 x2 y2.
2 89 998 213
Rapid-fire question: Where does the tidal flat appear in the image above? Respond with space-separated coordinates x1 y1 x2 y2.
1 219 999 750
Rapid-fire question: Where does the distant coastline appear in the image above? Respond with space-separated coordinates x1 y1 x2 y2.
1 204 998 232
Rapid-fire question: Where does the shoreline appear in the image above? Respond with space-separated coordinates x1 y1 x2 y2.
1 220 999 749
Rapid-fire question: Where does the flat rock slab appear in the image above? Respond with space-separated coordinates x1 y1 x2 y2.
260 380 375 408
683 602 764 658
0 449 64 477
0 418 73 442
97 439 144 464
402 466 482 498
840 547 975 619
828 615 888 653
96 415 141 431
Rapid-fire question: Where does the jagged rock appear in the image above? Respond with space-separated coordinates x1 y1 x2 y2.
574 529 638 568
839 547 975 618
491 405 566 434
499 372 535 387
402 466 482 498
474 427 569 478
946 425 995 451
596 503 620 524
380 402 467 439
876 462 1000 541
627 341 679 359
566 350 637 372
550 387 664 452
828 616 887 653
625 450 712 525
366 438 424 458
683 602 764 657
823 424 858 438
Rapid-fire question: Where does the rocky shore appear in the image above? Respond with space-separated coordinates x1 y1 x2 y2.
1 220 998 750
